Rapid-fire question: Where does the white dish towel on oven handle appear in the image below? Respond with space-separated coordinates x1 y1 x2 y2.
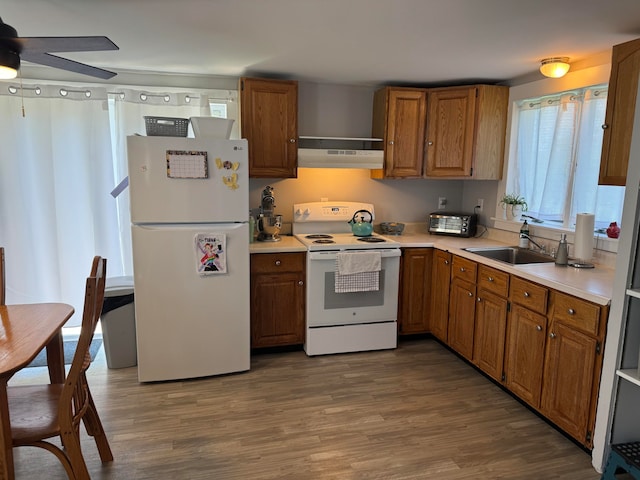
335 251 382 293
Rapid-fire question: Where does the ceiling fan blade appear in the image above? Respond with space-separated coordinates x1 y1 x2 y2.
21 52 117 79
15 36 118 54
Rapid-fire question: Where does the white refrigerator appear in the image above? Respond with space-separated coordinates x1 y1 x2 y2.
127 135 250 382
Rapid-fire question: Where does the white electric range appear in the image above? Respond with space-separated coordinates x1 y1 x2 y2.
292 202 401 356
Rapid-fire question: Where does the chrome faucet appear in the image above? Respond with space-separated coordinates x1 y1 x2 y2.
520 234 546 254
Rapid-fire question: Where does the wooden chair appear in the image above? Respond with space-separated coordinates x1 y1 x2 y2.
7 256 113 479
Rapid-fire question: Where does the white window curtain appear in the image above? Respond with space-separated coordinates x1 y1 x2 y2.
108 89 208 278
0 85 119 326
513 86 624 229
0 82 231 327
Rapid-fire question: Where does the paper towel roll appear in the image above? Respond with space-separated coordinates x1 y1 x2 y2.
574 213 595 261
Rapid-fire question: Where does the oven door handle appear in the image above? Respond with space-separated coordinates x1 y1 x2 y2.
308 249 402 261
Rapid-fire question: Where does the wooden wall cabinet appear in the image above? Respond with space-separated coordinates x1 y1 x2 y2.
239 77 298 178
472 265 509 382
425 85 508 179
250 253 305 348
398 248 433 334
599 38 640 186
447 256 478 360
429 249 451 342
371 87 427 178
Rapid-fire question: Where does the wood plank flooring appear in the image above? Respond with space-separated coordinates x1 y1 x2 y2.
9 338 600 479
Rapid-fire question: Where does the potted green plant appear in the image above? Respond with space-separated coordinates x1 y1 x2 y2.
499 193 528 220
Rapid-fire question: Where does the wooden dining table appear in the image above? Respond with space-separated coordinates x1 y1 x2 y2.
0 302 75 480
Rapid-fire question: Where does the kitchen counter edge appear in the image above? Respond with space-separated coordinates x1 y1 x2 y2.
250 236 307 254
392 232 614 306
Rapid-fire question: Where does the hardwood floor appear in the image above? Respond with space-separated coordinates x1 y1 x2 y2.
9 338 599 479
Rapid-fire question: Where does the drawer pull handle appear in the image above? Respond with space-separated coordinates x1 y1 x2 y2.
567 308 575 315
536 325 542 331
460 267 466 272
524 291 530 297
275 260 281 266
550 332 557 339
488 276 494 282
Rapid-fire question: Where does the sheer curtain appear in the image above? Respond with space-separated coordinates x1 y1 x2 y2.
513 85 623 229
0 82 231 326
107 89 208 277
0 85 120 326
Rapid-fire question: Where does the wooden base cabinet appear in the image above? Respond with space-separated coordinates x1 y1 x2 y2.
447 256 477 360
398 248 433 334
473 265 509 382
429 249 451 342
240 77 298 178
250 253 305 348
504 303 548 408
541 322 598 444
540 291 607 447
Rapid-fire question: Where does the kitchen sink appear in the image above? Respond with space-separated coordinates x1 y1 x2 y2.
463 246 555 265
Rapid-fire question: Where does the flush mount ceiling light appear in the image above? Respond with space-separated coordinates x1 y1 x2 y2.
0 49 19 79
540 57 570 78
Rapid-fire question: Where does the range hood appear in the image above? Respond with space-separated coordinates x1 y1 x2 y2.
298 136 383 169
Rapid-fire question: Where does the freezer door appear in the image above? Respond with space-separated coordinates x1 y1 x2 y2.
132 222 250 382
128 136 249 224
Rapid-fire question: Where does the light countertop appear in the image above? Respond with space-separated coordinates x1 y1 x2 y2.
249 236 307 253
249 231 615 306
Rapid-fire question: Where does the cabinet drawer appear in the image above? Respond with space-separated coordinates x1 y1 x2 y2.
510 276 548 315
451 255 477 283
552 292 600 336
251 253 305 273
477 265 509 297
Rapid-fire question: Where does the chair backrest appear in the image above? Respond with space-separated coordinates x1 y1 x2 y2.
0 247 5 305
58 256 107 431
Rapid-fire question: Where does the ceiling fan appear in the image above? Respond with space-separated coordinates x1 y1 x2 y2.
0 17 119 80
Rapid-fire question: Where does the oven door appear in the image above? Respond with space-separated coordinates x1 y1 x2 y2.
306 248 401 328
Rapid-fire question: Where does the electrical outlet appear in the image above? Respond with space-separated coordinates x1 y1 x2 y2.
477 198 484 212
438 197 447 210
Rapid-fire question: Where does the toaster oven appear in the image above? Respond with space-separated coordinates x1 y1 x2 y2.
428 212 478 237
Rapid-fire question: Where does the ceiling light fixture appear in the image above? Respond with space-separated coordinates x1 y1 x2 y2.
0 49 19 79
540 57 570 78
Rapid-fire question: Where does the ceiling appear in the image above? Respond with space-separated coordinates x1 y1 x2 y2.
3 0 640 86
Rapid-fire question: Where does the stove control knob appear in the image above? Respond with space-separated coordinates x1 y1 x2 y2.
295 208 302 216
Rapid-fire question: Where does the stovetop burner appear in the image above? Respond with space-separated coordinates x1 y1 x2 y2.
305 234 333 239
313 239 335 244
357 236 386 243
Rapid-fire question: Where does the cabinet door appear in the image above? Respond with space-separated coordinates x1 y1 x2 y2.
541 322 597 445
504 304 547 407
448 278 476 360
473 289 508 381
430 249 451 342
398 248 433 334
240 77 298 178
425 87 476 177
373 87 427 178
599 38 640 186
250 271 304 347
